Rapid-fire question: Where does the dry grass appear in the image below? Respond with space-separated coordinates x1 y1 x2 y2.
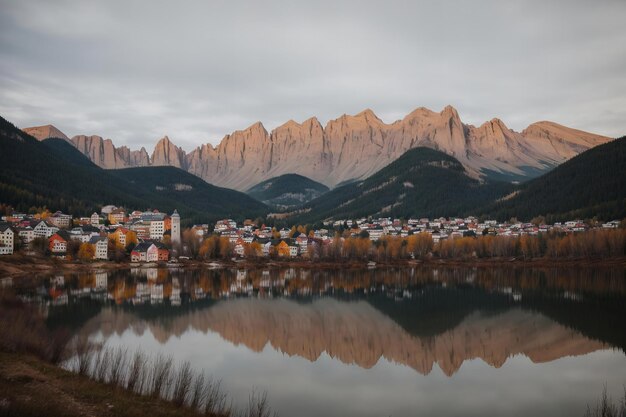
584 386 626 417
0 291 277 417
64 342 273 417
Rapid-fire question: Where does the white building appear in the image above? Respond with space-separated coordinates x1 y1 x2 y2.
18 227 34 245
0 224 14 255
33 221 58 238
90 212 101 227
48 212 72 228
171 210 181 245
150 220 165 240
89 236 108 260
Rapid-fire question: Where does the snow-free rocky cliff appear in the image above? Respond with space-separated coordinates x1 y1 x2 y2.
24 105 611 191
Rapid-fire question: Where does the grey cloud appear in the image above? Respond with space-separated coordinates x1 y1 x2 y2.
1 0 625 151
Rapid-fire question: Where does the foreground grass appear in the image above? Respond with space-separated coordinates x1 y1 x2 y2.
584 386 626 417
0 351 211 417
0 291 275 417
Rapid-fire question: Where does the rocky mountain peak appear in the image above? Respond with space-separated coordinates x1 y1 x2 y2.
151 135 186 168
23 124 70 142
355 108 382 122
441 104 461 119
34 105 611 191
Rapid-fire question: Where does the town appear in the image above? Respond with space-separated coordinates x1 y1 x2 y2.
0 206 623 262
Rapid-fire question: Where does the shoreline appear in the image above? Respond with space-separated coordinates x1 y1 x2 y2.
1 254 625 278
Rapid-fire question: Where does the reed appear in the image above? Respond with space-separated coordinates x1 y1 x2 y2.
63 343 275 417
584 386 626 417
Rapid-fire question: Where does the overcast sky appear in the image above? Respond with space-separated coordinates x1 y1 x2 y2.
1 0 625 151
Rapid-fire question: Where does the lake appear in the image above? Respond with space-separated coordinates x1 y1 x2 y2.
9 266 626 417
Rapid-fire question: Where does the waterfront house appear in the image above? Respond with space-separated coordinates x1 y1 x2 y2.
131 241 169 262
49 230 71 257
0 224 14 255
89 236 108 260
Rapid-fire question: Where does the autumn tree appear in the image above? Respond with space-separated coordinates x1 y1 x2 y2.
30 236 48 256
218 236 233 259
66 239 81 260
182 229 202 258
199 235 219 260
77 242 95 261
406 233 433 258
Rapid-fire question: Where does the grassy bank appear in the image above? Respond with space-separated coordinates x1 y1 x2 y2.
0 351 210 417
0 291 276 417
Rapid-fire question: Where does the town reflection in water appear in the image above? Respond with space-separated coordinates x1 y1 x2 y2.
10 266 626 417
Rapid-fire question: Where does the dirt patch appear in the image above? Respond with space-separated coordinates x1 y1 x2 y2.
0 352 211 417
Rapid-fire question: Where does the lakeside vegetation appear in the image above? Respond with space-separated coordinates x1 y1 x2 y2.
0 291 277 417
185 228 626 262
584 386 626 417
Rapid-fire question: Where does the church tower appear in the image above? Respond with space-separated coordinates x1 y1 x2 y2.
171 209 181 245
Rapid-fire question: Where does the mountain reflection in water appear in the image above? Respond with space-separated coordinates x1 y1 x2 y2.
18 266 624 370
12 266 626 417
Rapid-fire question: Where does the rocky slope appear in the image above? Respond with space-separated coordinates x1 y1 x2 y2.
22 124 70 142
23 106 611 190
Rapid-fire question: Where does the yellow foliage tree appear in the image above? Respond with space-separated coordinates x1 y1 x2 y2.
78 242 95 261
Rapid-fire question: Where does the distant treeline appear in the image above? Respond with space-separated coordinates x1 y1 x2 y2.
181 228 626 261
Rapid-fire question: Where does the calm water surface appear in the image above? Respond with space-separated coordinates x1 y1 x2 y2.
11 266 626 417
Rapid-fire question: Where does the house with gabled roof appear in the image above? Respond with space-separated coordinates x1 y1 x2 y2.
49 230 71 257
33 220 58 238
131 241 169 262
0 223 15 255
89 236 108 260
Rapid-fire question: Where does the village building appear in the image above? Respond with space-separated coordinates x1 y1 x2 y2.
48 211 72 228
131 241 169 262
109 227 136 248
33 220 59 238
49 230 71 257
150 219 165 240
90 212 101 227
171 209 181 245
17 226 34 245
0 224 15 255
108 208 126 225
89 236 108 260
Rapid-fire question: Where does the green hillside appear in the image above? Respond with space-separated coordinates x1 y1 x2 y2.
110 166 267 221
0 116 267 224
481 136 626 222
290 147 514 223
247 173 329 210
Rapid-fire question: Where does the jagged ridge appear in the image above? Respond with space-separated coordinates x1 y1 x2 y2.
24 106 611 191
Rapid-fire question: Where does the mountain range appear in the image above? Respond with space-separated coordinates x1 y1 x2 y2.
23 105 611 191
290 147 514 223
291 136 625 224
0 116 267 223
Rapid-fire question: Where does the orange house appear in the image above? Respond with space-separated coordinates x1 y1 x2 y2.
276 240 290 257
157 246 169 261
48 231 70 254
109 228 137 248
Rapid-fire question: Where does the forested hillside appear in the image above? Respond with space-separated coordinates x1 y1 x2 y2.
247 173 329 209
291 147 514 224
0 116 267 223
481 136 626 222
